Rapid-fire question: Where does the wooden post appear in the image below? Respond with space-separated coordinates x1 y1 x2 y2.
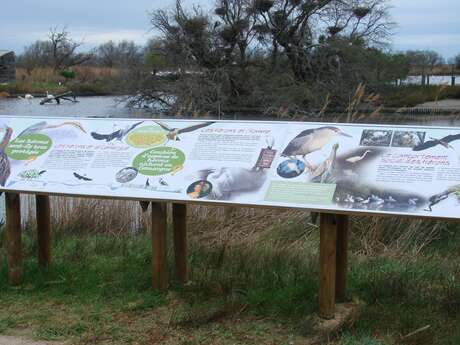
335 214 349 303
319 213 337 319
36 195 51 267
151 202 168 290
6 193 22 285
173 203 187 284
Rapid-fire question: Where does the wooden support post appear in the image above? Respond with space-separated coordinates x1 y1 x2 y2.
36 195 51 268
6 193 22 285
173 203 187 284
319 213 337 319
335 214 349 303
151 202 168 290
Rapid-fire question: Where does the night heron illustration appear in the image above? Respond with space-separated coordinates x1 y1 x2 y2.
0 126 13 187
281 127 351 165
345 150 372 164
18 121 86 137
413 134 460 151
153 121 215 141
91 121 144 142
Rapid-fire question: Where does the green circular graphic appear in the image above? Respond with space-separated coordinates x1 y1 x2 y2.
6 134 52 160
133 147 185 176
126 125 167 148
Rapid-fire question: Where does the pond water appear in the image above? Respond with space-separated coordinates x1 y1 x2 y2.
0 96 151 119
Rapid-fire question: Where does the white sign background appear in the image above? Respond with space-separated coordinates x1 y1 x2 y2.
1 115 460 220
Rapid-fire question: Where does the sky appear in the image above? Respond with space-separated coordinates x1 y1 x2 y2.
0 0 459 59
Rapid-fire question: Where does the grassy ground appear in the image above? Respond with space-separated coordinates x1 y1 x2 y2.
0 205 459 345
0 67 125 97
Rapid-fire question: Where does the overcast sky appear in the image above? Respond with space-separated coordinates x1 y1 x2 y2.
1 0 459 59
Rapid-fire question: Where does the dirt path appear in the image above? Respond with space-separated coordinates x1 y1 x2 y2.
0 336 64 345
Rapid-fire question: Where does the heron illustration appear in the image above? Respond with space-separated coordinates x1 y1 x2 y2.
18 121 86 137
91 121 144 142
309 143 339 183
345 150 372 164
281 127 351 167
413 134 460 151
0 126 13 187
425 185 460 211
153 121 215 141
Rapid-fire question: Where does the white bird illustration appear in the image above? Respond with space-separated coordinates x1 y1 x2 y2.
346 150 372 164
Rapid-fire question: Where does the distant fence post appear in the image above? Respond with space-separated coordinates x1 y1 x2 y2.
173 203 188 284
36 195 51 268
151 202 168 290
6 193 22 285
319 213 337 319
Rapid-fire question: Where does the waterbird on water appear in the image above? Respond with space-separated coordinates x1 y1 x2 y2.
413 134 460 151
281 127 351 168
154 121 215 141
345 150 372 164
0 126 13 188
91 121 144 142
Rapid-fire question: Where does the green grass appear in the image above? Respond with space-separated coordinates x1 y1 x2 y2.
0 222 459 344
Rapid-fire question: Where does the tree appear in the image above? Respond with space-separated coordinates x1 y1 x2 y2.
405 50 444 85
136 0 394 115
453 54 460 70
94 40 143 68
18 27 92 72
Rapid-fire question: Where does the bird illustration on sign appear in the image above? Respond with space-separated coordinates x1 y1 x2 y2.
18 121 86 137
413 134 460 151
153 121 215 141
0 126 13 187
281 126 351 170
91 121 144 142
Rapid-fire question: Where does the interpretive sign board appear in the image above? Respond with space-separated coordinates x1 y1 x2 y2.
1 115 460 219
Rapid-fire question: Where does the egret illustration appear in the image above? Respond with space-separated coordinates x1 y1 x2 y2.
0 126 13 187
413 134 460 151
153 121 215 141
309 143 339 183
345 150 372 164
18 121 86 137
281 127 351 167
91 121 144 142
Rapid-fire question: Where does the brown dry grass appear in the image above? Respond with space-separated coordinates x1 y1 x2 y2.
16 67 122 84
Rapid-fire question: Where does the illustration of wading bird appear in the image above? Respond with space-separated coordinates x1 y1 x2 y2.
413 134 460 151
0 126 13 188
345 150 372 164
91 121 144 142
153 121 215 141
18 121 87 137
309 143 339 183
281 127 351 169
